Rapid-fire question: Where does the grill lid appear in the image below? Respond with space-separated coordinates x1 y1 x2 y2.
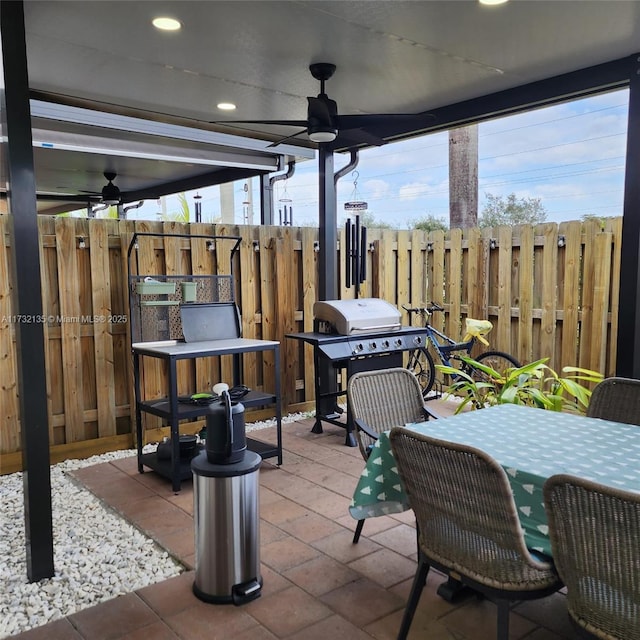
313 298 401 335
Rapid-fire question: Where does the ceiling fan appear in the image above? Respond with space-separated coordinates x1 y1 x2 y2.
78 171 121 204
75 171 122 205
100 171 121 204
213 63 435 148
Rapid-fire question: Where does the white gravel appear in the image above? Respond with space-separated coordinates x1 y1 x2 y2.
0 412 310 638
0 447 182 638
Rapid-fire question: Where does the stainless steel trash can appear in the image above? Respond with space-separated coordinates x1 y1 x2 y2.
191 449 262 605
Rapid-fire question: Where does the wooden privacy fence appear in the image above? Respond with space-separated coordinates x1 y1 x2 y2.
0 215 621 472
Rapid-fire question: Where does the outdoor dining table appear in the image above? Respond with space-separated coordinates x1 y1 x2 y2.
349 403 640 557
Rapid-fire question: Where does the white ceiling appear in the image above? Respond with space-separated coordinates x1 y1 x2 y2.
12 0 640 213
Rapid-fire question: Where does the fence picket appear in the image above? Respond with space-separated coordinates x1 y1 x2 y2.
274 230 296 408
559 221 582 370
409 231 426 309
301 227 317 400
55 217 85 443
540 224 558 370
0 219 19 454
578 221 597 370
591 232 613 374
448 228 463 342
608 217 622 374
517 225 534 364
497 226 513 354
89 220 116 437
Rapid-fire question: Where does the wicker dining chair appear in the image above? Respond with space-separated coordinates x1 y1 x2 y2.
347 367 440 543
389 427 562 640
543 474 640 640
587 376 640 425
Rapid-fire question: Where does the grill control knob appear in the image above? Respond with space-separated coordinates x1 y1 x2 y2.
413 336 423 346
353 343 364 354
369 342 377 350
381 340 390 349
394 338 403 347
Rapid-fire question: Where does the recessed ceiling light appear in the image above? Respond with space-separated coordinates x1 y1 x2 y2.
479 0 508 5
217 102 237 111
152 16 182 31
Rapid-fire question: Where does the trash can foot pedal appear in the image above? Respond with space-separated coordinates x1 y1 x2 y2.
232 578 262 605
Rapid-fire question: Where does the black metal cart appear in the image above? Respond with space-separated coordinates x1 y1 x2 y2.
128 232 282 491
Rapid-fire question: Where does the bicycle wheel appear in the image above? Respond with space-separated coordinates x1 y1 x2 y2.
472 351 520 381
407 348 436 397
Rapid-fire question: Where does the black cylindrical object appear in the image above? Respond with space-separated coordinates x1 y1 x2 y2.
205 391 246 464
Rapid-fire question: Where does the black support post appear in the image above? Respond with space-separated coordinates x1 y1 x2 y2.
260 174 274 225
617 53 640 378
318 144 337 301
1 0 54 580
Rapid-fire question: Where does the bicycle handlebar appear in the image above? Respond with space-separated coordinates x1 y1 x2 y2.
401 302 444 315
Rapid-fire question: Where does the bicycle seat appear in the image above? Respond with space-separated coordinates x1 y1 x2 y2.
463 318 493 345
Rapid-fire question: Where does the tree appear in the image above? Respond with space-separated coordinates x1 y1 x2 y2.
159 193 190 222
581 213 612 230
410 215 448 232
479 193 547 227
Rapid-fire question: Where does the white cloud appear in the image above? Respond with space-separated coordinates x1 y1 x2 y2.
398 178 449 202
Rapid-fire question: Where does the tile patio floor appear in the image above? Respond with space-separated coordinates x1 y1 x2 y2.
11 402 574 640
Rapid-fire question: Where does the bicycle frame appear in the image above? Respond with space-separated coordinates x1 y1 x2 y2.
404 304 520 399
404 305 475 369
422 324 476 369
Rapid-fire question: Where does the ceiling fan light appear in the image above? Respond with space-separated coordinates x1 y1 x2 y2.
308 129 337 143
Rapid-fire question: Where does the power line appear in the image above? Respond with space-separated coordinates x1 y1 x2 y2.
479 100 627 138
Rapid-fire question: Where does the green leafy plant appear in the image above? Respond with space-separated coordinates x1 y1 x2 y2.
437 357 603 415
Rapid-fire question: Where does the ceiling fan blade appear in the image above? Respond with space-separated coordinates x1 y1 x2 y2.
209 118 308 127
335 112 436 131
266 128 309 148
334 128 387 148
209 64 436 151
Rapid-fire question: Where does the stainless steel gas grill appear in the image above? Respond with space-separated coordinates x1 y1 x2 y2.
287 299 430 446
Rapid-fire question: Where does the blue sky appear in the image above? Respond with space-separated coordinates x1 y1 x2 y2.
124 88 629 227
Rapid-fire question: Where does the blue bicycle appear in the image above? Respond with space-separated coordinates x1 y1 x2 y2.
402 302 520 398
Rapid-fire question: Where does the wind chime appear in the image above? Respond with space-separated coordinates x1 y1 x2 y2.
344 171 368 298
193 192 202 223
278 180 293 226
242 182 253 224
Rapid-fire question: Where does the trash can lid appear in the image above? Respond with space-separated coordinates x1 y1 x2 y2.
191 449 262 477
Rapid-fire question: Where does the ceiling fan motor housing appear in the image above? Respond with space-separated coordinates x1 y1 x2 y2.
307 94 338 143
101 171 121 204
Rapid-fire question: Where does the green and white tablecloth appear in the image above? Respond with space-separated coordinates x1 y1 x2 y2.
349 403 640 557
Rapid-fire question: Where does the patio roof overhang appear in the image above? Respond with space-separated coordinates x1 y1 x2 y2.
3 0 640 583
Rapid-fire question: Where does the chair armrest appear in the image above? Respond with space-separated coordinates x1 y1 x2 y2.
422 406 443 421
354 418 379 442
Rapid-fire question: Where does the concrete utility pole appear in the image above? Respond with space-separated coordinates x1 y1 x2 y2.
220 183 235 223
449 124 478 229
